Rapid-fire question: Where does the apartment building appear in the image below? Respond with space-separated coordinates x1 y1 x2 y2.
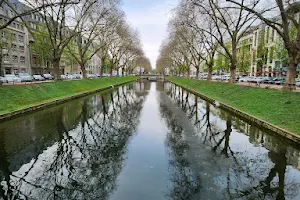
1 0 102 76
0 6 29 75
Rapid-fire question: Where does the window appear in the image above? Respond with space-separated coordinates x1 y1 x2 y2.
33 56 37 64
3 55 9 62
20 56 25 64
269 47 274 63
18 35 24 43
12 22 16 28
19 45 24 53
12 55 18 63
12 44 17 52
20 25 24 31
11 33 16 41
46 61 51 68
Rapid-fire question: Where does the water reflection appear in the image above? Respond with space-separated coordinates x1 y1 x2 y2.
159 93 201 200
0 83 146 200
165 83 300 199
0 81 300 200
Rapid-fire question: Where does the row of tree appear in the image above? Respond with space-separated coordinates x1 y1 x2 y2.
157 0 300 90
1 0 151 79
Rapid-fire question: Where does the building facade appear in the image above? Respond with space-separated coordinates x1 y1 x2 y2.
0 6 29 75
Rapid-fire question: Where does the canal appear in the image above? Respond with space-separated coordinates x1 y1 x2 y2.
0 80 300 200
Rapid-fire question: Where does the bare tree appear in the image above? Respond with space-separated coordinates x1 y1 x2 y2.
33 0 97 80
0 0 79 30
65 0 120 79
186 0 257 83
227 0 300 90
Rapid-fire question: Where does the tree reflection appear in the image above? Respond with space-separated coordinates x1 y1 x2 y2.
159 92 201 199
0 85 146 200
165 82 300 200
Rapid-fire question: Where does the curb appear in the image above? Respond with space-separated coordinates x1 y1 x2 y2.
0 79 137 122
168 80 300 144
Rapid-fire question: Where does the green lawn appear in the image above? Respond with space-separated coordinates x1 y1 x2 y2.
0 76 137 115
167 77 300 135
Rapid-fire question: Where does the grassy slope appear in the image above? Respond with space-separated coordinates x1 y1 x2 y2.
167 77 300 135
0 76 136 115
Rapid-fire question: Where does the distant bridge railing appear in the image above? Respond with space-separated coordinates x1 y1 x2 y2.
138 74 165 80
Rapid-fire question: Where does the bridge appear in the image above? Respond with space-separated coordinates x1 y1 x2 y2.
138 74 165 81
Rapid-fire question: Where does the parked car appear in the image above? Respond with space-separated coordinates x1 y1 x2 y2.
87 74 97 79
33 75 45 81
255 77 270 84
199 74 208 79
239 76 251 82
66 74 75 80
0 76 8 84
262 77 273 84
95 73 101 78
274 77 285 85
296 81 300 87
222 75 230 81
18 73 33 82
4 74 21 83
72 74 83 79
43 74 54 80
60 75 68 80
102 73 109 77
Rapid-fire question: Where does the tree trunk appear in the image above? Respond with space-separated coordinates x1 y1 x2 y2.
122 67 125 76
187 66 190 78
196 67 199 80
284 52 297 90
207 63 213 81
100 56 105 76
230 67 237 83
109 64 113 77
81 64 87 79
230 39 237 83
0 56 3 76
53 57 62 81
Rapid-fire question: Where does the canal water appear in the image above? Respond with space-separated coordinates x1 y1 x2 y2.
0 80 300 200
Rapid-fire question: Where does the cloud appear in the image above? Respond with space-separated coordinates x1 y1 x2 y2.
122 0 178 68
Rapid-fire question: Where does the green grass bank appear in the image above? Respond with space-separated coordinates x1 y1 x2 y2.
0 76 136 116
167 77 300 135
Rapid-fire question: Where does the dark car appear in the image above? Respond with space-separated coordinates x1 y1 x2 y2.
268 77 280 84
262 77 272 84
274 77 285 85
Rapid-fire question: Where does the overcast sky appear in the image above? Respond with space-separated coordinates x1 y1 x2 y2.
122 0 179 69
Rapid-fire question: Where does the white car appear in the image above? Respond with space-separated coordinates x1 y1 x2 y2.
4 74 21 83
87 74 97 79
33 75 45 81
296 81 300 87
61 75 68 80
72 74 83 79
43 74 54 80
239 76 252 82
18 73 33 82
0 76 8 83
